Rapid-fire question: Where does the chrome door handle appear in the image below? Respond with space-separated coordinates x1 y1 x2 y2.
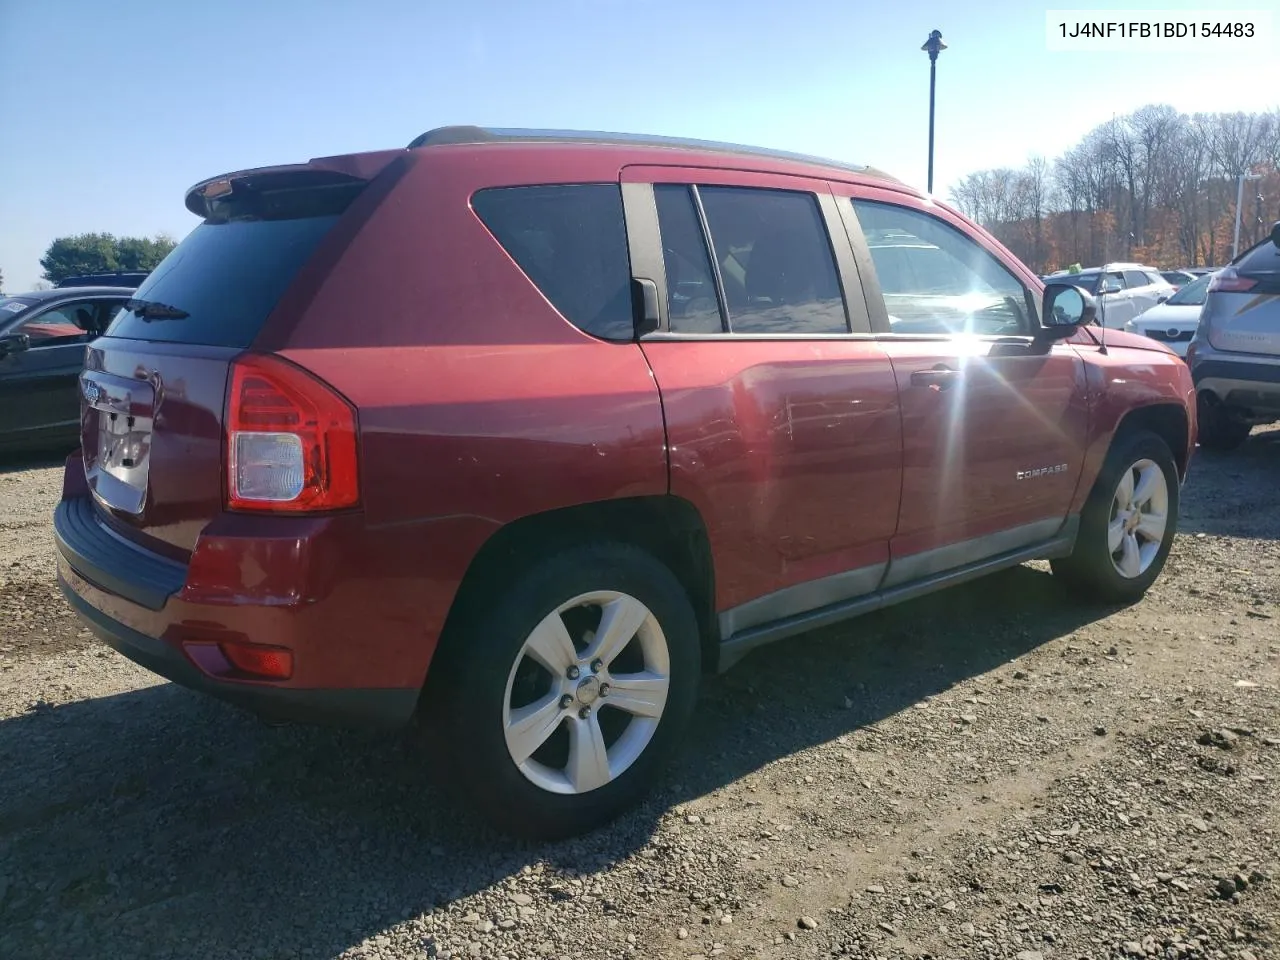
909 366 961 391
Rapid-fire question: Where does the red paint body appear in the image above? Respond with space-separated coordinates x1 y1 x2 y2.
54 136 1197 726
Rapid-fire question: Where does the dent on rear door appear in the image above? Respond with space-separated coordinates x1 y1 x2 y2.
619 169 903 622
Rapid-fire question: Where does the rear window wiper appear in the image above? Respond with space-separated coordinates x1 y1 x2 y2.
124 298 190 321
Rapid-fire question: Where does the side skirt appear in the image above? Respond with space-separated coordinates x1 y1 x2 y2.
716 516 1079 673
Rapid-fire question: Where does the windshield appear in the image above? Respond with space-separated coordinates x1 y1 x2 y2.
1167 273 1212 306
0 297 36 320
1056 272 1100 294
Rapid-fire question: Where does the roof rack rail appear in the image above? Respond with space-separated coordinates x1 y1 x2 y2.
406 125 900 183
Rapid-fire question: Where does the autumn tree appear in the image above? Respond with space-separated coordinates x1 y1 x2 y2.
950 105 1280 274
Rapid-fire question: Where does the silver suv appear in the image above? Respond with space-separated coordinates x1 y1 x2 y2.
1044 262 1176 329
1188 222 1280 450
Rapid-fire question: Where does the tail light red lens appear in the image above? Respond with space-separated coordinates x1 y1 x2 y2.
225 354 359 513
1208 268 1257 293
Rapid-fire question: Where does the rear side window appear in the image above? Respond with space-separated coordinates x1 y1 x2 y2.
104 216 341 347
472 184 635 340
1123 270 1150 288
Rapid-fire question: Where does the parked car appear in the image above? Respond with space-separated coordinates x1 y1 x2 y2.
1043 263 1176 329
1187 222 1280 450
53 126 1197 839
1123 271 1215 357
1160 270 1198 290
55 271 150 289
0 286 132 451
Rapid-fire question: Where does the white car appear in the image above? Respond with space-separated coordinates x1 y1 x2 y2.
1045 262 1177 330
1122 271 1214 357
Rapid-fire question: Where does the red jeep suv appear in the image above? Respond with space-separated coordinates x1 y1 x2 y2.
54 126 1196 839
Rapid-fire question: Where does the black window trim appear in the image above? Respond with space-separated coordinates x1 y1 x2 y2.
688 185 732 334
625 179 873 341
840 196 1042 343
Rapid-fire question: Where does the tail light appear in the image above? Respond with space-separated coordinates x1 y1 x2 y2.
1208 267 1257 293
225 354 359 513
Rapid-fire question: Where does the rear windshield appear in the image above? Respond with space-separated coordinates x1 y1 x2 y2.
103 215 340 347
1237 236 1280 278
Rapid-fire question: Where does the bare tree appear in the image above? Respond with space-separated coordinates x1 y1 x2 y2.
952 106 1279 270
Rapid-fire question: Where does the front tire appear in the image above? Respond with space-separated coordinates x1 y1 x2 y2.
422 542 701 840
1052 429 1179 604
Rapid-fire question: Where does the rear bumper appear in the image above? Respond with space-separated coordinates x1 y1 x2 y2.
1192 356 1280 418
58 577 418 727
53 494 423 729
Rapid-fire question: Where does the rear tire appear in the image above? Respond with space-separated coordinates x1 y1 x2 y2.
422 542 701 840
1197 395 1252 451
1051 429 1179 604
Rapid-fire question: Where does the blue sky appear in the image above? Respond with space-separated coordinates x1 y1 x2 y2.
1 0 1275 290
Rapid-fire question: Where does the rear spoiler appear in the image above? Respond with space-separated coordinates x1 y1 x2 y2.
184 150 407 219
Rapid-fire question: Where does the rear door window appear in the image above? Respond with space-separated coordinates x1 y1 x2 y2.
654 185 725 334
104 216 342 347
472 184 635 340
697 186 847 335
1123 270 1151 288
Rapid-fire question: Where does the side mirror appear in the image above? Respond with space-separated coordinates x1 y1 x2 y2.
1271 220 1280 249
1100 278 1123 295
1157 294 1169 303
0 332 30 359
1040 283 1096 341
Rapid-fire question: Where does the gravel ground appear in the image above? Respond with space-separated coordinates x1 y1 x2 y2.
1 431 1277 960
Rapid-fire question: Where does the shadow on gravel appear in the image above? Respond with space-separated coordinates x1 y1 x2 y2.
0 447 71 476
0 564 1114 959
1178 428 1280 540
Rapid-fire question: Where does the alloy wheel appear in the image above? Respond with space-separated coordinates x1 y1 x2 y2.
502 590 671 795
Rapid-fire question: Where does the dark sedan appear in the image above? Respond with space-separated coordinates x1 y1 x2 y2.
0 286 133 452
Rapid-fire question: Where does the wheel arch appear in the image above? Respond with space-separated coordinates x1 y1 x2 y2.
432 495 720 680
1069 398 1192 519
1113 401 1192 480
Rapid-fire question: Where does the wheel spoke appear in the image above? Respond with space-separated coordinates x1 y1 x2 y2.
1107 516 1126 553
604 672 669 718
505 692 565 764
524 611 578 675
566 713 611 792
1114 467 1135 510
1131 463 1161 508
1135 510 1167 545
1118 532 1142 578
583 595 649 668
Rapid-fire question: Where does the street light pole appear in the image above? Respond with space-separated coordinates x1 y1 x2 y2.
922 29 947 194
1233 172 1262 259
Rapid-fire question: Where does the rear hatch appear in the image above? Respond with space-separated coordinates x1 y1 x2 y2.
81 153 402 557
1203 235 1280 356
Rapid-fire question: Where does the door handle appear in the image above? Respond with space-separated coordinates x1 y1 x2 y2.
910 366 961 391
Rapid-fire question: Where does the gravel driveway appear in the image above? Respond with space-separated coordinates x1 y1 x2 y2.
2 432 1277 960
